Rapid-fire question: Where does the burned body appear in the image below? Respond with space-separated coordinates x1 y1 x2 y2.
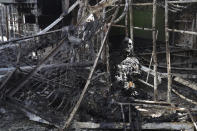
116 37 141 89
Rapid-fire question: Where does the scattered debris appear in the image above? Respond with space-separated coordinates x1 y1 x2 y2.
0 0 196 131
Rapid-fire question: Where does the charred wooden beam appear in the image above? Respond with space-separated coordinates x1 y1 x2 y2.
114 0 128 24
88 0 119 14
172 87 197 106
125 6 128 36
138 78 155 88
0 61 96 75
152 0 158 101
132 3 153 6
141 65 197 105
8 36 68 97
0 29 61 46
168 0 197 4
139 49 197 56
38 0 80 35
141 65 167 78
142 65 197 90
172 73 197 79
165 0 172 103
132 103 197 112
174 77 197 91
111 25 155 32
187 109 197 130
62 7 120 130
129 0 134 42
168 28 197 35
157 66 197 71
110 3 153 6
138 78 197 106
0 0 36 4
117 99 170 106
72 122 194 131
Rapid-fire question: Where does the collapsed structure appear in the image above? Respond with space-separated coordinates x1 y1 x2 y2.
0 0 196 131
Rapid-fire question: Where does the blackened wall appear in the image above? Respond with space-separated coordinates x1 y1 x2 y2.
38 0 62 28
38 0 62 15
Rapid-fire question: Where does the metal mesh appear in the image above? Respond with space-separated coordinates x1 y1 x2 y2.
0 4 118 127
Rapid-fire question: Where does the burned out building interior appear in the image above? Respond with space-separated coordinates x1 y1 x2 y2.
0 0 197 131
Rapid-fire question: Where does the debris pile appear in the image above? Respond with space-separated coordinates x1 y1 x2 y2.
0 0 196 131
